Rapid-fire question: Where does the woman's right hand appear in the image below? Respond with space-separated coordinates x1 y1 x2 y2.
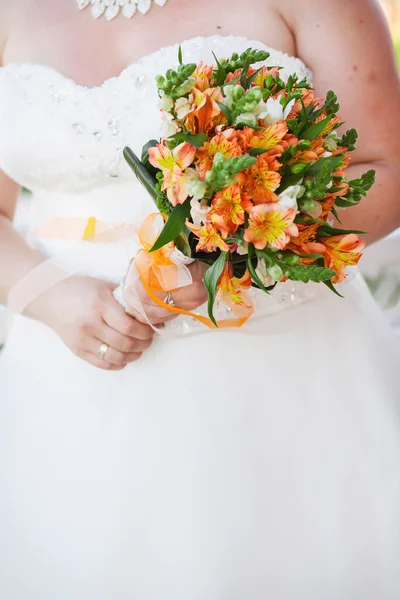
26 275 155 370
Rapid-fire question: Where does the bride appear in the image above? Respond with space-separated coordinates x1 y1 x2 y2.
1 0 400 597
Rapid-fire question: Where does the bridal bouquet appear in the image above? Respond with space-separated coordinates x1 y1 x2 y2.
124 47 374 327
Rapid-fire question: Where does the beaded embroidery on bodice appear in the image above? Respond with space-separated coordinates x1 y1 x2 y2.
0 35 312 196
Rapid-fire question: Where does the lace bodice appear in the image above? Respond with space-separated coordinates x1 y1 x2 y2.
0 35 311 195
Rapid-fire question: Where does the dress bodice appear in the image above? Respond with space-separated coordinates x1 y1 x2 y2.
0 35 311 196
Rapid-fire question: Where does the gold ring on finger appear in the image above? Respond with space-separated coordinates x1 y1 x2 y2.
97 342 110 360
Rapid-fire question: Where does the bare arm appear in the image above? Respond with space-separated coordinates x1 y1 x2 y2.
0 173 45 304
283 0 400 241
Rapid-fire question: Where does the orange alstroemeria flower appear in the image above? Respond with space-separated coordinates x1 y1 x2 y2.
192 61 214 91
238 122 288 154
243 154 282 204
244 204 298 250
225 66 256 83
196 129 242 180
290 136 325 164
184 87 223 134
250 65 280 89
291 88 324 115
185 220 230 252
287 223 320 255
218 262 252 308
321 234 365 283
210 184 245 238
148 141 197 206
317 114 342 137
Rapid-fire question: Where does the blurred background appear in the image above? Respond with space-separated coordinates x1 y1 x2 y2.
1 0 400 347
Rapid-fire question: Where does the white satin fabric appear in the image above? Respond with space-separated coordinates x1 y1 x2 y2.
0 35 400 600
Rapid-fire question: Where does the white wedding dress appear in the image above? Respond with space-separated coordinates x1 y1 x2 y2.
1 35 400 600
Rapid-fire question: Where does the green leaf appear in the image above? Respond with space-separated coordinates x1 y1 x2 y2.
301 116 331 141
330 205 341 223
150 199 191 252
212 52 227 87
280 262 336 283
317 224 366 237
277 173 303 193
178 45 183 65
123 146 159 203
245 67 262 89
247 244 268 292
294 253 325 260
324 90 340 116
340 128 358 151
215 100 233 125
175 229 192 257
324 280 344 298
240 58 251 88
221 76 240 92
169 132 208 148
247 147 269 157
203 251 228 326
141 139 159 164
334 197 358 208
306 155 344 177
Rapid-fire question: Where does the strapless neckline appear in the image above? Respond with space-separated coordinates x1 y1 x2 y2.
0 34 310 92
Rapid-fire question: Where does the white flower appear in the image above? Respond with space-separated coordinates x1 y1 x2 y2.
185 168 208 201
237 242 249 256
253 100 268 120
278 184 303 211
190 198 211 225
160 110 180 138
158 93 174 112
261 96 296 126
175 95 193 120
255 258 274 287
224 85 236 110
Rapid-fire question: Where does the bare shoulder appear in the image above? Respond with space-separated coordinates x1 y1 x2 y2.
277 0 400 164
279 0 385 25
279 0 393 64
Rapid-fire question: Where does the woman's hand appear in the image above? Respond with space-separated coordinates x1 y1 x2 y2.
132 260 209 325
26 275 154 370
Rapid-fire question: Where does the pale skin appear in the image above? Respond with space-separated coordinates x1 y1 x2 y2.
0 0 399 370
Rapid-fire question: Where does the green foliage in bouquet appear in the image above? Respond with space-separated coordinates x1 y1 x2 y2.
124 46 375 325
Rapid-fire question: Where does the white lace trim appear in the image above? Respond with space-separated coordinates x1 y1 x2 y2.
76 0 168 21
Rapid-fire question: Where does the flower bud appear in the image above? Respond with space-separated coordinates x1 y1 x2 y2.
233 86 245 101
268 265 284 282
290 164 307 174
175 78 195 97
246 87 262 103
234 112 257 127
299 199 318 212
